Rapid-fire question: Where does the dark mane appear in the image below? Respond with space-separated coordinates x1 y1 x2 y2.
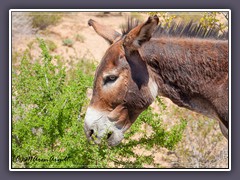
122 18 228 40
121 18 140 36
153 21 228 40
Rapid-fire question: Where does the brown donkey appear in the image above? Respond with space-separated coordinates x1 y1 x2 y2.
84 16 229 146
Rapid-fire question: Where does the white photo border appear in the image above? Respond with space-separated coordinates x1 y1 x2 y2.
9 9 231 171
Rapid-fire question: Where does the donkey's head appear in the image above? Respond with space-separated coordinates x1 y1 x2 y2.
84 16 159 146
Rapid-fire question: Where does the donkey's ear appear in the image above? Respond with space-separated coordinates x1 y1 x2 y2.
123 16 159 50
88 19 121 44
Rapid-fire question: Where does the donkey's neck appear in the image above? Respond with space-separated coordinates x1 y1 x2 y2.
140 37 228 120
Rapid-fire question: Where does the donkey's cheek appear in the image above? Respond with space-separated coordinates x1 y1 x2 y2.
108 106 128 121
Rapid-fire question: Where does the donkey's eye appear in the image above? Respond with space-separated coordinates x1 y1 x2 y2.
104 75 118 85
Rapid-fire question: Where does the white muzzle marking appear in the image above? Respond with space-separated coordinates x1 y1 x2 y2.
84 107 124 146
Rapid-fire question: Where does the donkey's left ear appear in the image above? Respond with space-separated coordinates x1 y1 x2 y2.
88 19 121 44
123 15 159 50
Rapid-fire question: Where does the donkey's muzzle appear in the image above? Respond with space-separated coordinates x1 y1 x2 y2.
84 107 124 146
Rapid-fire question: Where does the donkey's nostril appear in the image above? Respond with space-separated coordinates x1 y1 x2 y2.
107 132 113 139
89 129 94 137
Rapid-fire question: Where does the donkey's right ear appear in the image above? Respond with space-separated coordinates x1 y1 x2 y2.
123 15 159 51
88 19 121 44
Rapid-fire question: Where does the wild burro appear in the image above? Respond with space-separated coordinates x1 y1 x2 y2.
84 15 229 146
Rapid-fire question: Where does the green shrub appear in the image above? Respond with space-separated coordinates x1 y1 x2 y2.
75 34 85 43
200 12 228 33
45 40 57 52
147 11 228 32
62 38 74 47
12 38 186 168
147 12 177 27
29 12 62 30
173 12 203 24
130 12 144 21
12 51 21 65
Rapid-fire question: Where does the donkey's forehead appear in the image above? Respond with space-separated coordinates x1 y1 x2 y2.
105 40 125 58
98 40 125 70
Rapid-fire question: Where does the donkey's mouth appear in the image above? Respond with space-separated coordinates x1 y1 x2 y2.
91 130 124 147
106 130 124 147
91 135 122 147
85 128 123 147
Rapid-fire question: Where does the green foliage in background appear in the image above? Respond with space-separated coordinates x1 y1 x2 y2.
172 12 203 24
29 12 63 30
199 12 228 33
45 40 58 52
148 12 177 27
75 34 85 43
147 11 228 32
12 39 186 168
62 38 74 47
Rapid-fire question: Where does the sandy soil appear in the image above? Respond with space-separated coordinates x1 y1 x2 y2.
13 12 134 62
